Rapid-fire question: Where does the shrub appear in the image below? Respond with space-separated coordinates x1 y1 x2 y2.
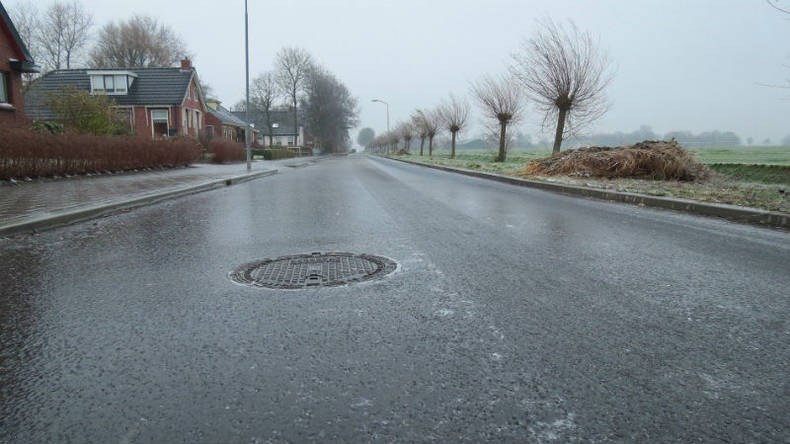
253 148 298 160
45 86 129 136
30 120 65 134
524 140 711 181
0 123 201 180
209 139 247 163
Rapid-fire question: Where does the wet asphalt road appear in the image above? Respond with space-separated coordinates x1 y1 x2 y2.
1 154 789 444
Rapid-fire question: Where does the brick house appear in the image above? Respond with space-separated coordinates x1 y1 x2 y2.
25 59 207 139
205 99 254 144
0 1 39 124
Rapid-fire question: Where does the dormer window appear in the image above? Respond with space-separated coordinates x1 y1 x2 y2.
87 71 137 95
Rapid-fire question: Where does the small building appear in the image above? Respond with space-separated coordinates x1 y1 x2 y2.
205 99 253 144
0 1 40 124
25 59 207 139
233 108 312 150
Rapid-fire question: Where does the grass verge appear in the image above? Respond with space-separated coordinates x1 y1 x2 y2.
385 150 790 213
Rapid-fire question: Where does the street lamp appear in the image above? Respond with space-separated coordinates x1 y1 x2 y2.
244 0 251 171
371 98 389 134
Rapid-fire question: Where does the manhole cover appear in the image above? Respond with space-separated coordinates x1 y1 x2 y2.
230 252 397 289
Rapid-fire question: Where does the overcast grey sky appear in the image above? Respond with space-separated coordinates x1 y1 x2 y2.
9 0 790 143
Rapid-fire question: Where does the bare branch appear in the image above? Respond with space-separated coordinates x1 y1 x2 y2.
470 73 525 161
510 18 613 153
437 94 471 158
275 47 313 145
90 15 189 68
766 0 790 14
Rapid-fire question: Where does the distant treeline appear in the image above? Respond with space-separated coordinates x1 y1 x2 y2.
453 126 790 150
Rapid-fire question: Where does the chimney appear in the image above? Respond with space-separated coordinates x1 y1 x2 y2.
180 58 192 71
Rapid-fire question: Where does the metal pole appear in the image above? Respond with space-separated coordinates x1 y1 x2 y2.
385 102 389 133
244 0 251 171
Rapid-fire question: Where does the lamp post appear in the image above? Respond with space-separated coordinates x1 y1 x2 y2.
244 0 251 171
371 98 389 133
371 99 389 154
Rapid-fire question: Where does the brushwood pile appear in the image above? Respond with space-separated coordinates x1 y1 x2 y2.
525 140 710 181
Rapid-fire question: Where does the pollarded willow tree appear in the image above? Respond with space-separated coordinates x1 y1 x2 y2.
411 111 428 156
510 19 613 154
397 121 415 153
438 94 471 159
418 109 441 157
470 74 525 162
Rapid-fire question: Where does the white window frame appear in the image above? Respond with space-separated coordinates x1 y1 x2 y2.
0 71 9 104
150 109 170 138
87 71 137 95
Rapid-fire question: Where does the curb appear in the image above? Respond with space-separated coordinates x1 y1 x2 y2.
0 169 278 237
378 156 790 230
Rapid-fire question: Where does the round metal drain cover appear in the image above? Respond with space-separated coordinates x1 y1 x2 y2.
230 252 397 289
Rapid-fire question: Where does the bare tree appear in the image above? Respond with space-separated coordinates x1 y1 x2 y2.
471 74 525 162
411 111 428 156
438 94 471 159
397 122 415 153
300 65 359 153
357 127 375 147
38 1 93 70
7 1 42 84
90 15 190 68
416 109 441 157
275 47 313 146
511 19 613 154
251 71 280 146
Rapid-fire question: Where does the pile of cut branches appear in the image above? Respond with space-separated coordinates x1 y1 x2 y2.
524 140 710 181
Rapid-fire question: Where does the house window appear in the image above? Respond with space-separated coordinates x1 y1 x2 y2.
91 75 105 93
114 75 127 93
288 136 295 145
88 71 136 95
183 110 188 135
0 72 8 104
103 75 115 92
206 125 214 138
196 111 201 129
151 109 169 138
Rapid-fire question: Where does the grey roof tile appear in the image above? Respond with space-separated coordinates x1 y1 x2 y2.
232 109 298 136
25 68 194 120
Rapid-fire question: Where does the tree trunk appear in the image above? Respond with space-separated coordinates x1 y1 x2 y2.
497 120 507 162
420 137 425 156
428 136 434 157
553 108 568 154
451 131 457 159
292 93 298 146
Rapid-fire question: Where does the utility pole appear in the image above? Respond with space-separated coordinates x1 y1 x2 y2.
244 0 251 171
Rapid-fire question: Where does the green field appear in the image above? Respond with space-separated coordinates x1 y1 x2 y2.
687 146 790 165
435 145 790 166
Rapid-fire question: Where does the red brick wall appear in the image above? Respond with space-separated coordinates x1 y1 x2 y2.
132 106 151 137
179 77 205 138
0 26 25 124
